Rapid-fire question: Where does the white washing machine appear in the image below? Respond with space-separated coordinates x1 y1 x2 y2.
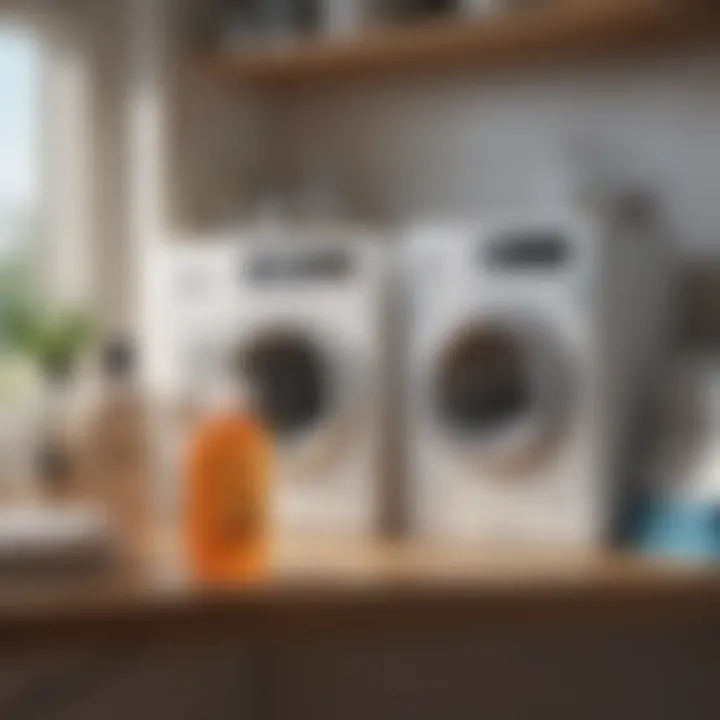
402 203 672 547
155 226 387 539
151 239 240 402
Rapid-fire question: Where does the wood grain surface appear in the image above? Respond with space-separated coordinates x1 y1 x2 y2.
0 525 719 656
208 1 720 86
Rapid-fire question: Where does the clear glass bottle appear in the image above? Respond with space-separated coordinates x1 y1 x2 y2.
82 338 151 557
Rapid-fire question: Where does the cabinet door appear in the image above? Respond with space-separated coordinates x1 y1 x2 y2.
0 652 110 720
0 645 248 720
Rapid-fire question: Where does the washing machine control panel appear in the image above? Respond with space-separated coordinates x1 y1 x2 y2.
242 247 353 285
483 230 573 272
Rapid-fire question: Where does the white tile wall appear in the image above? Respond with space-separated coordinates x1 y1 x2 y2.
280 49 720 254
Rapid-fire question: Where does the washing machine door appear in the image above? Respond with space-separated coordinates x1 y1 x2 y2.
236 324 366 477
429 310 574 476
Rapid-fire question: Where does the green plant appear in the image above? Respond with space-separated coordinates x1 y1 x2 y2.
0 260 34 352
0 254 93 376
10 306 93 378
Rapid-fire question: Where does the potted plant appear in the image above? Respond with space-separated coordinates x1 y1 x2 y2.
1 260 94 489
11 304 94 487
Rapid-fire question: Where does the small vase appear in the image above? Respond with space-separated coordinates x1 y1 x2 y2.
38 364 78 494
0 352 42 498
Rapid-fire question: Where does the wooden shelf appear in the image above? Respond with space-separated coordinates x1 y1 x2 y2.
3 534 720 652
208 2 720 87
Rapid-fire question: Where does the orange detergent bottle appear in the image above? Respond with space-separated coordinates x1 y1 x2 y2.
185 390 272 583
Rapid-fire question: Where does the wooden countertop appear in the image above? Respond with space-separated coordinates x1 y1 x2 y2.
1 531 719 654
2 446 718 652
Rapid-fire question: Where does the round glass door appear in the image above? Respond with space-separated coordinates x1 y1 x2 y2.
431 317 571 473
435 324 532 438
239 329 331 441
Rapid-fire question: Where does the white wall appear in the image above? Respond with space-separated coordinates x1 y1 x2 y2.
89 0 264 342
280 48 720 254
167 0 266 230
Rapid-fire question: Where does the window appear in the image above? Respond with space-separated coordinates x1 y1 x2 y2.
0 24 42 268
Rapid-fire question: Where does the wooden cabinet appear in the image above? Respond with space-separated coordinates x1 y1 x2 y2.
0 646 248 720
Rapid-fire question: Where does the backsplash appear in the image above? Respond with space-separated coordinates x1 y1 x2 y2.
278 48 720 254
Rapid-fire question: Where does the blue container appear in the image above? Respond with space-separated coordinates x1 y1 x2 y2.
633 498 720 561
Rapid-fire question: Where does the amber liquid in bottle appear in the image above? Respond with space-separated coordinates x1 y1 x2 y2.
185 409 271 583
